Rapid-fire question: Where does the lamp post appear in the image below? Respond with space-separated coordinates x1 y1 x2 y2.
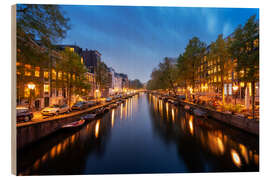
27 83 36 110
233 85 239 105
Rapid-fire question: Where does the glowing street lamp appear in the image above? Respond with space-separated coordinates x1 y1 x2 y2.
233 85 239 105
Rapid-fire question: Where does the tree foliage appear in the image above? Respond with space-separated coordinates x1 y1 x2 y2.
129 79 143 89
57 49 90 106
96 59 112 91
16 4 70 66
178 37 206 89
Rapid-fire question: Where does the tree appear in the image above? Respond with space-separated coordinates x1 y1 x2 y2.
57 49 90 106
182 37 206 89
129 79 143 89
17 4 70 65
95 59 112 96
177 37 206 97
229 15 259 119
209 34 232 104
146 58 178 96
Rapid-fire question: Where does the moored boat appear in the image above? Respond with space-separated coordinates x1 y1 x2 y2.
81 113 96 121
62 119 85 129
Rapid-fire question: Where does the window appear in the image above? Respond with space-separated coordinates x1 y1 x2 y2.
44 84 50 93
58 71 62 80
24 64 31 76
52 69 56 80
44 71 49 79
35 67 40 77
24 86 30 98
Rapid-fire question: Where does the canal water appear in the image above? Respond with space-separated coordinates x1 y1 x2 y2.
17 93 259 175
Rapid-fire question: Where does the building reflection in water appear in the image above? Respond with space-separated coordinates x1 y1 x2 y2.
95 120 100 138
147 94 259 172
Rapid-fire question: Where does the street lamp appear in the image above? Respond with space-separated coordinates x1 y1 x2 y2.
233 85 239 105
27 83 36 110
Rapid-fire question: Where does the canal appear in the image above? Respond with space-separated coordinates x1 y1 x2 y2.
17 93 259 175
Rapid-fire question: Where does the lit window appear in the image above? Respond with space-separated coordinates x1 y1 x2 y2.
24 64 31 76
35 67 40 77
214 76 217 82
58 71 62 80
44 71 49 78
24 86 30 98
63 72 67 80
44 84 50 93
52 69 56 80
16 62 21 66
72 74 75 80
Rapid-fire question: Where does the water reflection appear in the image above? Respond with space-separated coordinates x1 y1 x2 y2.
17 93 259 175
147 94 259 172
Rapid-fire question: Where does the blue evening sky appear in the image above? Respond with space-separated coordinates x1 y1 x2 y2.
59 5 259 83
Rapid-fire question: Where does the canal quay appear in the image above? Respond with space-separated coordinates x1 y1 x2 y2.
17 92 259 175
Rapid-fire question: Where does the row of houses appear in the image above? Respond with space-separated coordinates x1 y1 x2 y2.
177 38 259 108
16 41 129 110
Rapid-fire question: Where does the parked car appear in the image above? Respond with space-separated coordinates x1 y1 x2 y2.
71 101 88 111
41 104 70 116
86 100 97 107
16 106 33 122
106 97 112 102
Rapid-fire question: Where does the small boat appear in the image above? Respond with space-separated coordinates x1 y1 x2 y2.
81 113 96 120
193 108 206 117
62 119 85 129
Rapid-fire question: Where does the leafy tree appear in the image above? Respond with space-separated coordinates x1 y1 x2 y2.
95 59 112 96
57 49 90 106
146 58 178 96
229 15 259 118
179 37 206 90
209 34 232 104
129 79 143 89
16 4 70 65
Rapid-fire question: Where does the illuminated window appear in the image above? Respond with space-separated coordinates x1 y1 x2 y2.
218 76 221 82
24 64 31 76
214 67 217 73
58 71 62 80
24 86 30 98
44 84 50 93
214 76 217 82
16 62 21 66
52 69 56 80
44 71 49 78
35 67 40 77
72 74 75 80
63 72 67 80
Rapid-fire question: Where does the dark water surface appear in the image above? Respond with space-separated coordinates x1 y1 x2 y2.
17 93 259 175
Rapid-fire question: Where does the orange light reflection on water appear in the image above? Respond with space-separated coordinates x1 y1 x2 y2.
95 120 100 138
231 149 242 168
